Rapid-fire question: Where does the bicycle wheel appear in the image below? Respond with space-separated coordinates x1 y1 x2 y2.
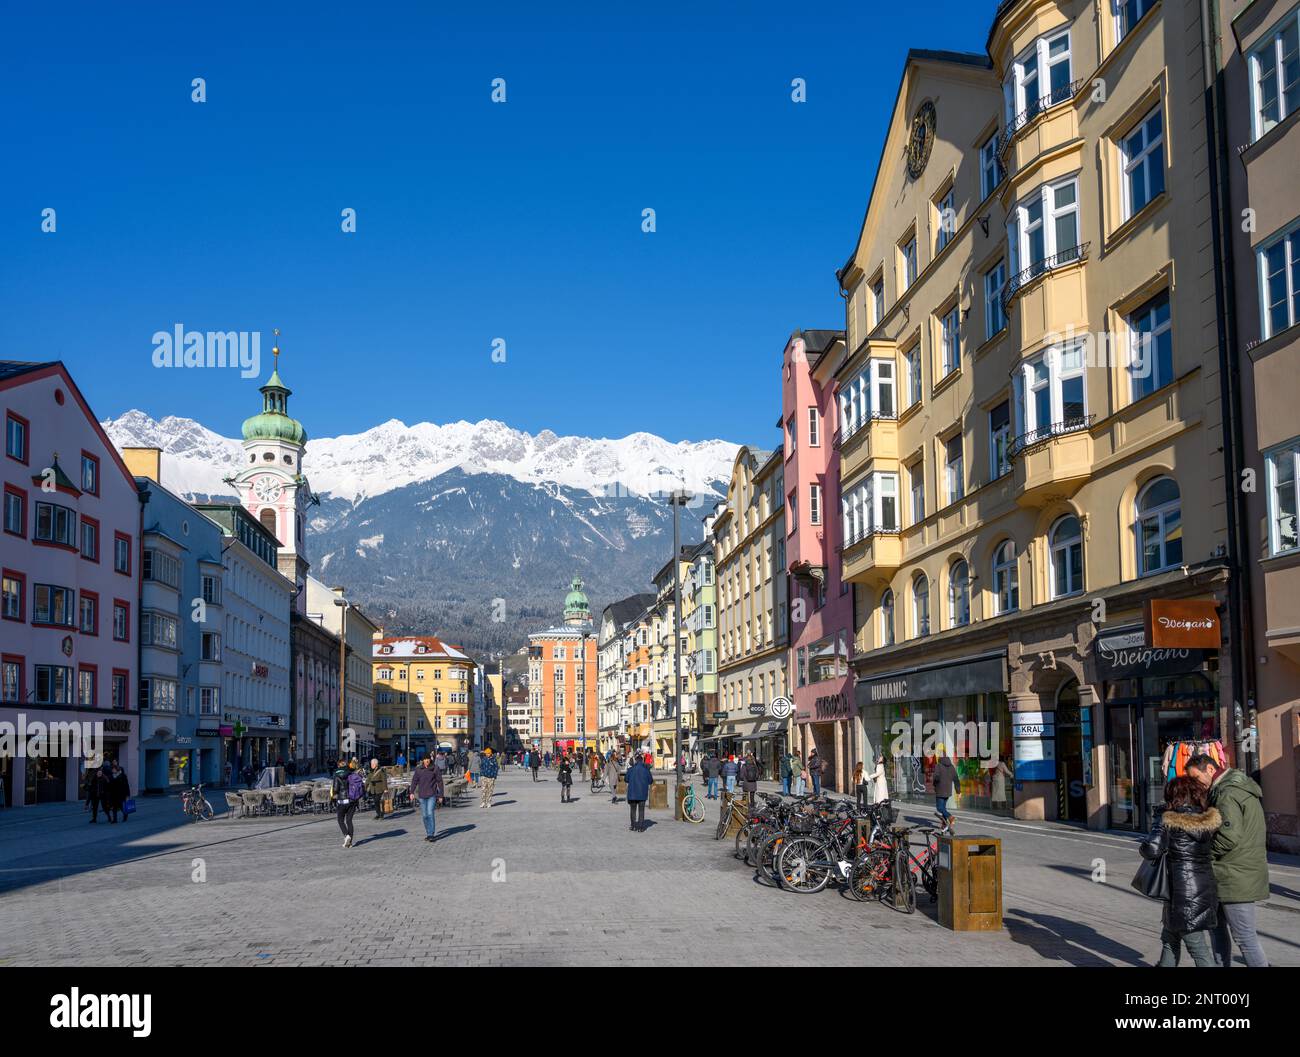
776 836 832 894
849 849 892 902
714 803 732 841
733 821 750 858
744 822 770 866
757 832 786 884
684 793 706 824
892 845 916 914
198 798 214 821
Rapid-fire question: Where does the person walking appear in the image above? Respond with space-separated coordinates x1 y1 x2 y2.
478 747 499 808
852 761 866 810
808 750 824 796
702 753 720 800
410 756 444 842
785 752 802 796
105 762 131 824
740 752 759 810
365 758 388 820
84 762 106 824
605 752 620 804
558 753 574 804
468 749 481 787
531 751 541 783
1186 753 1271 967
626 753 653 832
779 752 792 796
932 751 959 832
331 759 362 848
871 754 890 806
1140 776 1222 967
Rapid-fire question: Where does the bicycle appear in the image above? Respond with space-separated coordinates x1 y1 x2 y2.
590 774 606 793
850 822 940 912
181 784 214 822
681 783 706 824
774 800 863 894
715 790 750 840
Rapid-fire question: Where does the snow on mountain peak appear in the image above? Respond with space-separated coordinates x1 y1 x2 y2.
102 411 739 504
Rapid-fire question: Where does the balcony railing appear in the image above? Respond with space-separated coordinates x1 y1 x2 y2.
839 523 901 550
999 79 1088 158
834 409 897 449
1002 242 1091 311
1009 414 1094 457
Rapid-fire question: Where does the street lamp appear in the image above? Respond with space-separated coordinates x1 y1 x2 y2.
667 489 693 816
332 587 350 761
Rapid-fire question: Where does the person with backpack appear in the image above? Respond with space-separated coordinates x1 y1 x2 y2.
808 750 825 796
410 756 444 842
625 753 653 832
740 752 760 808
1140 775 1221 967
557 753 574 803
332 759 364 848
365 758 389 820
531 751 541 783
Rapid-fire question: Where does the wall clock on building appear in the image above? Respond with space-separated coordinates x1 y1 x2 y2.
253 475 283 503
906 100 937 179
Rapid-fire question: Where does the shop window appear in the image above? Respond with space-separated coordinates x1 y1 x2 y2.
1135 477 1182 575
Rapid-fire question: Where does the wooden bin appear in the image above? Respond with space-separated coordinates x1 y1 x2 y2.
937 835 1003 931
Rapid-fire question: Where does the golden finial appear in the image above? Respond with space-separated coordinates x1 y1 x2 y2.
272 327 280 366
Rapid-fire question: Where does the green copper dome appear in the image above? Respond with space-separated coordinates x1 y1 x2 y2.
241 357 308 445
563 576 590 623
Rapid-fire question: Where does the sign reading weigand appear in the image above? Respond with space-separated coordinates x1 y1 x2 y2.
1145 599 1220 649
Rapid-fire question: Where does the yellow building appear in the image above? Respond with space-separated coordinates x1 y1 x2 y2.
649 547 698 769
839 3 1234 835
371 635 476 761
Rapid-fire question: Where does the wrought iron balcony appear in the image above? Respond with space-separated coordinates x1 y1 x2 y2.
1009 414 1094 458
999 79 1088 158
1002 242 1091 312
834 409 897 449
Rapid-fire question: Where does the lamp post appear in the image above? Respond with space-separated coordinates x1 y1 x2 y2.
667 489 693 815
332 587 349 761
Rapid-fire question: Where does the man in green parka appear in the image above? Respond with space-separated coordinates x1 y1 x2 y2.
1186 754 1270 967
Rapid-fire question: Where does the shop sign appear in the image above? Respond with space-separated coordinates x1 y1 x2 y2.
198 727 222 738
1093 626 1206 681
1012 737 1056 781
102 719 131 734
856 654 1007 708
1011 715 1054 738
768 696 793 720
1145 599 1220 649
218 725 235 737
711 712 727 721
813 691 852 720
747 702 767 716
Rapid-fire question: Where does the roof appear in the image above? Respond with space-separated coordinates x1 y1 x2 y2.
372 636 470 661
653 543 704 586
603 593 657 628
799 330 844 358
0 360 58 383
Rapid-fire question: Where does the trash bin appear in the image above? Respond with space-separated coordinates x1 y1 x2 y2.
937 835 1002 931
615 778 627 797
649 779 668 810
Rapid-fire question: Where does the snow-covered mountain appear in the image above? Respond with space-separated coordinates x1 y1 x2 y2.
103 410 738 506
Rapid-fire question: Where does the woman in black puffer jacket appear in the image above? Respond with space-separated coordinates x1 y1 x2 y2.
1141 775 1221 967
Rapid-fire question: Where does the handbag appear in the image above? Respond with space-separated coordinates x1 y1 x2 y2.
1130 830 1171 900
122 798 136 816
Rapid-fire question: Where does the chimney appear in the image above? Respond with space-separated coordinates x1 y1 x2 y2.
120 446 163 483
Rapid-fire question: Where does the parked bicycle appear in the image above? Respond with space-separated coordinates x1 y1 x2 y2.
681 783 706 824
181 783 214 822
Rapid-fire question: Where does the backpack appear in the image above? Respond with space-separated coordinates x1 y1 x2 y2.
347 771 364 800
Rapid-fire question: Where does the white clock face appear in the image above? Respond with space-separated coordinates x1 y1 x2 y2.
253 476 283 503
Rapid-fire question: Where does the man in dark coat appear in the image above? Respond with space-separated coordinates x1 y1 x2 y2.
105 762 131 824
84 763 107 823
625 754 653 832
932 752 959 831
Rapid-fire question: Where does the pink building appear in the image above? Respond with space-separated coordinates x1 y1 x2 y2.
781 330 858 793
2 362 141 807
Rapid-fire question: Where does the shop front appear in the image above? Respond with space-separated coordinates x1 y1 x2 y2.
1091 618 1222 833
856 652 1014 817
702 712 788 778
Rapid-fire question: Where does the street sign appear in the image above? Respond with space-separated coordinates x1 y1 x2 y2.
711 711 727 720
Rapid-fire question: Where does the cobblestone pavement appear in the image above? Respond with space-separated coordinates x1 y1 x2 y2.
1 768 1298 966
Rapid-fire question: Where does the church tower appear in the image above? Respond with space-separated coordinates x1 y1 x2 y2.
231 330 312 612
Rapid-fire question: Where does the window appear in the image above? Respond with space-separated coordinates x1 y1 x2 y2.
143 549 180 589
2 571 23 621
788 490 797 528
1268 441 1300 554
35 664 73 705
112 671 128 710
201 575 221 605
912 575 931 638
880 589 895 647
808 407 820 447
1115 0 1156 43
80 517 99 561
1128 290 1173 400
140 611 179 649
1136 477 1182 575
809 483 822 526
1006 28 1073 126
1121 107 1165 220
2 658 21 703
948 560 971 627
114 533 132 575
873 360 896 418
80 452 99 495
3 486 23 536
5 412 28 463
1012 340 1088 442
34 502 77 548
78 666 96 707
79 592 97 634
910 469 925 526
935 189 956 253
142 678 178 712
1249 7 1300 140
1050 515 1084 598
993 540 1019 614
989 401 1012 479
202 632 222 661
905 346 922 407
984 261 1008 339
872 279 885 327
839 360 895 441
841 473 899 544
939 306 961 377
980 133 1003 199
945 434 964 505
201 687 221 715
1259 219 1300 339
1008 177 1080 280
786 415 797 455
34 584 75 626
112 601 130 642
899 237 918 292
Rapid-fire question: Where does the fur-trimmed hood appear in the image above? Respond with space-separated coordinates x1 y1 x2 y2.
1161 806 1221 835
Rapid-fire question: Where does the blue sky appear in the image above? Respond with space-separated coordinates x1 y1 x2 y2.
1 0 996 448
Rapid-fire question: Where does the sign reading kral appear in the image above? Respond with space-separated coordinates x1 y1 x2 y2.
1145 599 1220 649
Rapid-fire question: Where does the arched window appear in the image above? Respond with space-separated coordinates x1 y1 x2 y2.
1136 476 1182 575
1050 515 1083 598
912 574 931 638
259 508 278 542
993 540 1019 614
880 588 896 647
948 560 971 627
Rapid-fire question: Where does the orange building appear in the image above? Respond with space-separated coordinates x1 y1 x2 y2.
527 577 598 754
